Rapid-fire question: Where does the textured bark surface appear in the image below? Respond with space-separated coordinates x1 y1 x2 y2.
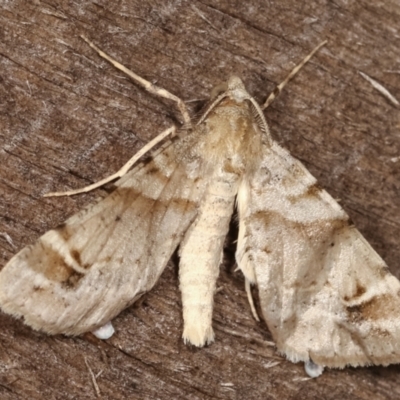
1 1 400 399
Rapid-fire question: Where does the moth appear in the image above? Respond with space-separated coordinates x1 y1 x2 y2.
1 37 400 379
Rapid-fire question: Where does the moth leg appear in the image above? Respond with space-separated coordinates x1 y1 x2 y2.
44 126 176 197
80 35 191 126
235 180 256 282
237 220 260 321
262 40 327 110
179 174 239 347
245 278 260 322
92 321 115 340
235 179 263 323
304 360 324 378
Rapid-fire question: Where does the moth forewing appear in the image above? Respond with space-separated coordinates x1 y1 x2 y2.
0 141 208 335
236 141 400 369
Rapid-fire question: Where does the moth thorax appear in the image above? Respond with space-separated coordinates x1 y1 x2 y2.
200 100 263 173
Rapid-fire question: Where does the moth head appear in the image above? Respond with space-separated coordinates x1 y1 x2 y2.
199 77 271 144
226 76 250 102
210 76 250 103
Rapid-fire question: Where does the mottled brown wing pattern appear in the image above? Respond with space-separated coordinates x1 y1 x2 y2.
0 140 206 335
237 142 400 368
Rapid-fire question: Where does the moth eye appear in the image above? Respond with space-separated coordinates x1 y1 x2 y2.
210 82 228 99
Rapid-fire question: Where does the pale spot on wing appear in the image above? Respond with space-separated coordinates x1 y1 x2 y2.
343 282 366 302
346 294 400 322
27 240 85 287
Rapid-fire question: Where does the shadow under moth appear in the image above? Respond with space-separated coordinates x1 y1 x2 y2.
1 37 399 379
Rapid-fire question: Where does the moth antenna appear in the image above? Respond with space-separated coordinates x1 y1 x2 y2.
80 35 192 126
248 96 272 144
44 126 176 197
262 40 327 110
196 91 228 126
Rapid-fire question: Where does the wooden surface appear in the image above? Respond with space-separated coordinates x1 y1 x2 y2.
1 1 400 399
